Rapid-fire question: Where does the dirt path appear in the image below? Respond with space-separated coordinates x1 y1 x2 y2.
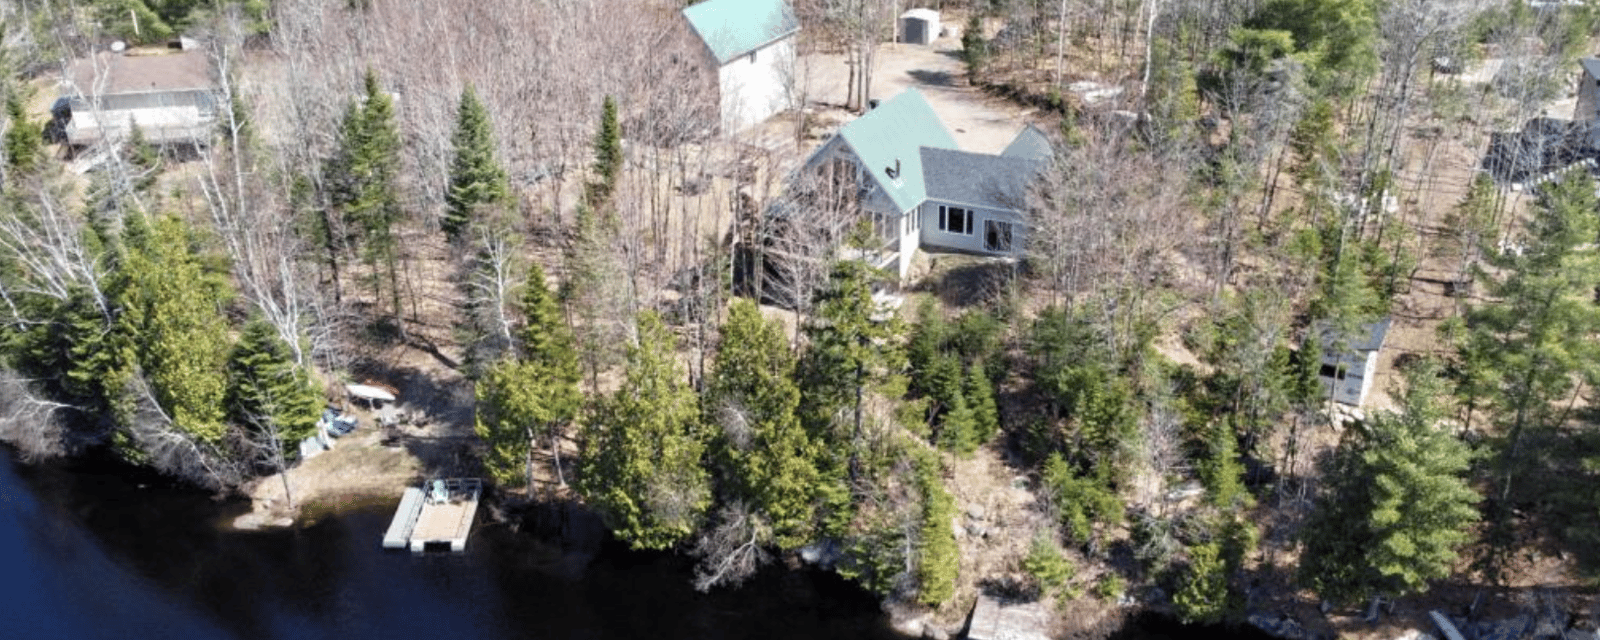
800 37 1035 153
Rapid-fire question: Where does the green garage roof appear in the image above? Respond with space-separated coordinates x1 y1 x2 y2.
683 0 801 64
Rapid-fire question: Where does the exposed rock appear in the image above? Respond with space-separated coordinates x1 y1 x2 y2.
967 504 987 520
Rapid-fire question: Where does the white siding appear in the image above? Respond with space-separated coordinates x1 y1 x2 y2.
1319 349 1377 407
918 201 1026 257
718 36 794 133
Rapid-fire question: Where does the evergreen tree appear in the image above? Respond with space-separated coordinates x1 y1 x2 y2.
4 91 42 178
798 259 906 484
442 85 511 239
1198 421 1252 510
1299 359 1479 603
328 70 404 323
705 300 819 549
914 450 958 606
113 213 234 444
585 96 623 208
1023 532 1077 599
1173 541 1229 624
474 264 581 488
1042 453 1123 545
225 318 322 459
937 387 978 455
1460 171 1600 507
966 361 1000 444
579 312 710 550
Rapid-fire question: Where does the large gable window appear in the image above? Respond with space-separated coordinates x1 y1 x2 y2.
939 205 972 235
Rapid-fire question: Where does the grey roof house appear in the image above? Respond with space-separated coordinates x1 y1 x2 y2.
682 0 800 133
60 48 217 148
797 88 1053 279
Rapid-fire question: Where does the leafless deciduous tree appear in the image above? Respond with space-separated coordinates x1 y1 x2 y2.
691 501 773 591
0 371 72 461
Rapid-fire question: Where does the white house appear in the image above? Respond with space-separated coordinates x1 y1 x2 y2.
682 0 799 134
1316 317 1391 407
796 88 1052 280
60 47 217 149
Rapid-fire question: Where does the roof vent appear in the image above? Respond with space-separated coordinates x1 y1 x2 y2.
885 159 900 180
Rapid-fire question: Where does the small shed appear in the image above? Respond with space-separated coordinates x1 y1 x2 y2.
1315 317 1391 408
900 8 941 45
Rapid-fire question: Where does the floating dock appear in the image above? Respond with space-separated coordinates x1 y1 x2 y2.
381 478 482 552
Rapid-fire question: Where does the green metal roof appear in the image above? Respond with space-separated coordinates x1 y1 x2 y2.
682 0 800 64
837 88 958 213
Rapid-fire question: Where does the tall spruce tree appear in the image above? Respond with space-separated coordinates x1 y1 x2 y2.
798 259 905 483
3 91 42 178
706 300 819 549
1299 359 1479 603
579 312 710 549
442 85 511 239
225 318 322 456
328 70 404 323
585 96 623 208
1459 171 1600 507
914 450 958 606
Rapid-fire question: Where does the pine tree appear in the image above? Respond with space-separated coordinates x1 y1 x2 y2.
328 70 404 323
3 91 42 178
798 259 906 483
706 300 819 548
914 450 958 606
442 85 511 239
225 318 322 460
966 362 999 444
1173 541 1228 624
585 96 623 208
474 264 581 488
1198 420 1252 510
579 312 710 549
937 388 978 455
1299 359 1479 603
1460 171 1600 508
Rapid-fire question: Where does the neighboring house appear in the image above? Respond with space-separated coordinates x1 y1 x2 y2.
60 47 217 149
797 88 1052 280
1575 57 1600 122
1315 317 1391 408
682 0 799 134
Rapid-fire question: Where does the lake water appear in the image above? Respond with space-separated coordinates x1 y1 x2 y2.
0 450 904 640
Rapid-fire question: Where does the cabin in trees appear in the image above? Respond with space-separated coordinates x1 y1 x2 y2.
796 88 1052 280
681 0 799 134
1315 317 1392 408
58 44 217 150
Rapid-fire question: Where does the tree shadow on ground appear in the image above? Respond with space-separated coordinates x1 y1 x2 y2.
908 68 956 87
1488 421 1600 583
916 255 1018 309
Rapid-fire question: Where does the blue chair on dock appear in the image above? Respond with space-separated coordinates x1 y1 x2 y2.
429 479 449 504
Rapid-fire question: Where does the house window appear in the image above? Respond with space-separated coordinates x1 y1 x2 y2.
939 206 972 235
985 220 1013 252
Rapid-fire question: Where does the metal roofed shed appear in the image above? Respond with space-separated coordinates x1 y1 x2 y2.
900 8 941 45
682 0 800 64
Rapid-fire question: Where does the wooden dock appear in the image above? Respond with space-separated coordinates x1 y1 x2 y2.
381 479 482 552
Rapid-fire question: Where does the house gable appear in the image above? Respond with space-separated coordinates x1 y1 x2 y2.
920 147 1040 213
682 0 801 65
836 88 958 213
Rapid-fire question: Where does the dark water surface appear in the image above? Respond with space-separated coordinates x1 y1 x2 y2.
0 451 905 640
